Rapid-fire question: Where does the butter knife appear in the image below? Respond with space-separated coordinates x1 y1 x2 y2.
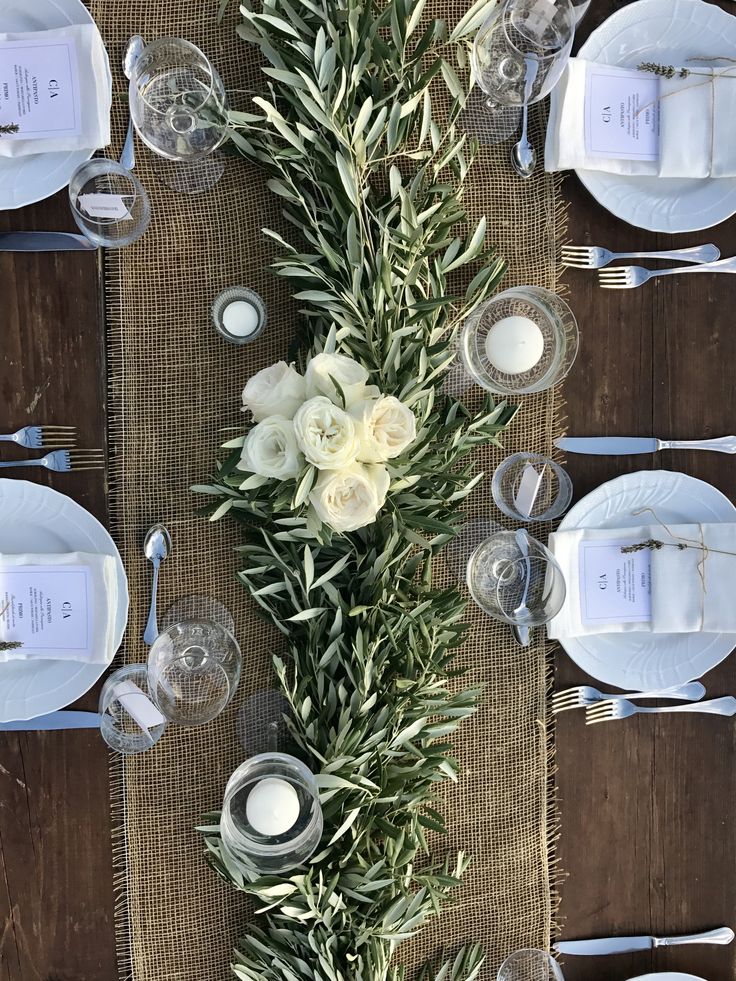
0 711 103 731
0 231 97 252
556 436 736 456
554 926 735 955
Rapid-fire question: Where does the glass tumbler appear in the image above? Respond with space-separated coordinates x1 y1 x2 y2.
68 159 151 248
492 452 573 522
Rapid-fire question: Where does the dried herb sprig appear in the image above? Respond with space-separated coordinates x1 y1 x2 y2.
0 641 23 652
0 123 19 136
638 62 690 79
621 539 687 554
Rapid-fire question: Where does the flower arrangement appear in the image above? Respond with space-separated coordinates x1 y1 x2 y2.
238 353 416 533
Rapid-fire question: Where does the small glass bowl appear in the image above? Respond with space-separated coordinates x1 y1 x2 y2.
492 452 573 522
460 285 579 396
68 159 151 248
99 663 167 755
211 287 266 345
220 752 323 875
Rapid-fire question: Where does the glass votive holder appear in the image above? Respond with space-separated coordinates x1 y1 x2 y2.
99 663 167 755
460 286 579 396
466 529 566 627
212 286 266 344
220 752 323 876
68 159 151 248
498 949 565 981
492 452 573 522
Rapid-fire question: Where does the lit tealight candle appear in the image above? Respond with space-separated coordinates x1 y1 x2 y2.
484 315 544 375
222 299 261 339
246 777 300 836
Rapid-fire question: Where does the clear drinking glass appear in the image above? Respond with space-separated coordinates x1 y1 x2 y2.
461 286 579 396
220 752 323 875
498 950 565 981
471 0 575 142
68 159 151 248
129 37 228 192
147 619 242 725
466 529 566 627
99 663 167 755
492 452 573 522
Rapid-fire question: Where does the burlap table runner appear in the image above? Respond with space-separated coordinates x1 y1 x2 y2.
89 1 567 977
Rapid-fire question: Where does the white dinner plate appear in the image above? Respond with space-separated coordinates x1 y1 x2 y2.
554 470 736 690
577 0 736 232
0 0 112 210
629 974 706 981
0 479 128 721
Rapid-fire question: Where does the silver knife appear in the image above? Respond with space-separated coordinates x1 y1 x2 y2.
0 711 103 731
0 231 97 252
554 926 735 955
556 435 736 456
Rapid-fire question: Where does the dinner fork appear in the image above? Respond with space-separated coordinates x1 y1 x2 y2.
0 426 77 449
562 243 719 269
553 681 706 713
0 449 104 472
599 255 736 289
586 696 736 725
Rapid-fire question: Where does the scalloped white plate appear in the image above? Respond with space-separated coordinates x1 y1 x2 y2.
0 0 112 210
0 480 128 721
553 471 736 690
577 0 736 232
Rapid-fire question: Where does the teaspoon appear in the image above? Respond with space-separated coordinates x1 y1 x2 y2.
143 523 171 645
120 35 145 170
511 55 539 180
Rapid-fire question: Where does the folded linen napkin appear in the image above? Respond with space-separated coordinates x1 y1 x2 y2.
545 57 736 177
0 552 118 663
0 24 110 157
546 523 736 639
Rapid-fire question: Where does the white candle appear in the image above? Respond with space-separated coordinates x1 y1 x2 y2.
484 315 544 375
246 777 300 836
222 299 261 338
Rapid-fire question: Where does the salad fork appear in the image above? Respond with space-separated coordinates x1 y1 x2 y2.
562 243 719 269
0 425 76 449
599 255 736 289
0 449 104 472
553 681 705 713
586 696 736 725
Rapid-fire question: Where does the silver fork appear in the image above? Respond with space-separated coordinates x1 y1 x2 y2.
0 426 77 449
553 681 705 713
586 696 736 725
0 449 104 472
599 255 736 289
562 243 719 269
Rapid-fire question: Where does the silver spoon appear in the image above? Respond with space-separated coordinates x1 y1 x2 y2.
511 55 539 179
120 35 145 170
512 528 532 647
143 524 171 645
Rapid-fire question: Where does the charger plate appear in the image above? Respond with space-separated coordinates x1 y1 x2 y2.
577 0 736 232
554 470 736 690
0 479 128 721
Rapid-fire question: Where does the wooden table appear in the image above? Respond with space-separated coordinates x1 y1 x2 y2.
0 3 734 978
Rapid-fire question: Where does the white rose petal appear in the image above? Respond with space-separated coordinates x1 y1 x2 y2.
293 396 359 470
304 352 370 407
238 416 304 480
242 361 306 422
310 464 391 533
351 395 417 463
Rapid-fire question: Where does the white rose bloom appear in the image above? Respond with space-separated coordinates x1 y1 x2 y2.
304 352 370 407
238 416 303 480
351 394 417 463
242 361 306 422
293 396 359 470
310 464 391 533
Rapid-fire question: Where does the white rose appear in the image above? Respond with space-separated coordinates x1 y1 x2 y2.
304 352 370 407
242 361 306 422
293 396 359 470
238 416 303 480
310 464 391 533
350 395 417 463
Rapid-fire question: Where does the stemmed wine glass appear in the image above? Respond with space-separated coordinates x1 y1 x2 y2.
128 37 229 193
471 0 575 143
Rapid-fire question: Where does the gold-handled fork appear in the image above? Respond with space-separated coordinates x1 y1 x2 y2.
0 426 77 449
0 449 104 473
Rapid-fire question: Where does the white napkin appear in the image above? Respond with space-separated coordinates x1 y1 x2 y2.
545 57 736 178
547 523 736 639
0 24 111 157
0 552 118 663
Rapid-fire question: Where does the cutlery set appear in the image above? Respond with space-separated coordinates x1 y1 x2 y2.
0 426 103 472
554 682 736 725
562 242 736 289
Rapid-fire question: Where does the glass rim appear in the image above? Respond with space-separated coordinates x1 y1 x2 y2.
506 0 575 55
68 158 148 226
131 36 219 116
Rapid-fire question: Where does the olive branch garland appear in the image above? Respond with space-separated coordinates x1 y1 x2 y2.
195 0 514 978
